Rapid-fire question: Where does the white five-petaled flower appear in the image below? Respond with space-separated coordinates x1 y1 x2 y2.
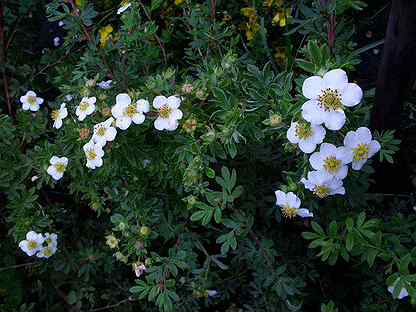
51 103 68 129
76 96 96 121
287 121 326 153
301 69 363 131
388 278 409 300
117 1 131 14
92 117 117 146
20 91 44 112
37 233 58 259
275 190 313 219
83 140 104 169
111 94 150 130
98 80 112 90
301 170 345 198
47 156 69 181
18 231 45 256
153 95 183 131
343 127 381 171
309 143 352 180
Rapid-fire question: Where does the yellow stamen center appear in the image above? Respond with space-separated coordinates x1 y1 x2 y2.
353 144 369 161
54 163 66 173
28 240 38 250
323 156 341 174
295 122 313 140
318 89 342 111
79 102 89 111
96 127 106 136
86 149 97 160
281 205 298 219
43 247 53 257
51 110 60 121
27 96 37 105
314 185 330 198
124 104 137 117
159 105 172 119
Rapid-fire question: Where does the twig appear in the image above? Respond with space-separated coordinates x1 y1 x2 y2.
67 0 115 78
0 261 39 272
137 0 167 64
89 297 136 312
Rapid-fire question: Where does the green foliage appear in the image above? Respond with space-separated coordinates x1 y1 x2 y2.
1 1 414 312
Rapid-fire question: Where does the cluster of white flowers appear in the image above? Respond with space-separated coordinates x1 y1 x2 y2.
276 69 381 219
20 89 183 173
19 231 58 259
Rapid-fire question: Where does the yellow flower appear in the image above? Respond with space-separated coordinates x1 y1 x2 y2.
175 0 185 5
99 25 113 48
241 7 256 18
272 8 291 27
75 0 85 7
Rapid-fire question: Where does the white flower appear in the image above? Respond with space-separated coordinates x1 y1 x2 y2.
309 143 352 180
301 69 363 130
76 96 96 121
111 94 149 130
18 231 44 256
31 175 39 182
83 140 104 169
37 233 58 259
53 36 60 47
133 263 147 277
98 80 112 90
65 94 73 101
301 170 345 198
388 278 409 300
51 103 68 129
20 90 44 112
275 190 313 219
92 117 117 146
343 127 381 170
117 1 131 14
207 290 219 297
47 156 68 181
153 95 183 131
287 121 326 153
58 21 64 27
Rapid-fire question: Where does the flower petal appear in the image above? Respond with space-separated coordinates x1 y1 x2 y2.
116 93 131 106
297 208 313 218
302 76 324 99
170 109 183 120
286 192 301 208
323 69 348 91
136 99 150 113
356 127 372 143
286 122 299 144
153 95 167 109
116 117 131 130
341 83 362 107
298 139 317 154
368 140 381 157
324 111 345 131
309 152 323 170
167 96 181 109
302 100 325 125
154 117 168 130
132 113 145 125
274 190 287 207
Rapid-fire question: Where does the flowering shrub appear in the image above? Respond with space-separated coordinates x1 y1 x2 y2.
1 1 413 312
